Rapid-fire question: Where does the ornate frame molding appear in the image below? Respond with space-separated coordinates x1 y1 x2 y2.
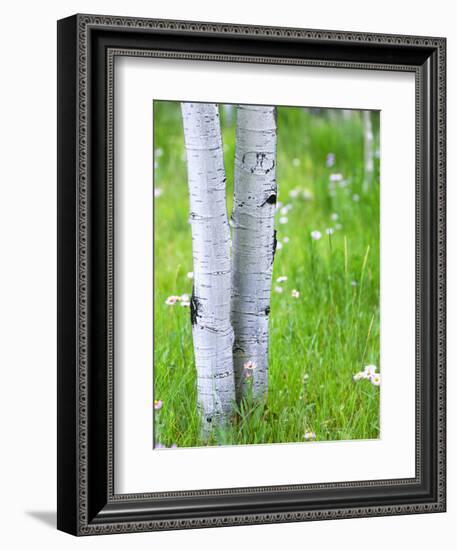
57 14 446 535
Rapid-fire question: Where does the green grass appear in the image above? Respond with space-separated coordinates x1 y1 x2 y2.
153 102 380 448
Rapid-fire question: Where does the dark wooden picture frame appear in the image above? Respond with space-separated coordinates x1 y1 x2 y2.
57 13 446 535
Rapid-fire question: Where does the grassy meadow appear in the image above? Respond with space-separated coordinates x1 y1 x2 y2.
153 102 380 448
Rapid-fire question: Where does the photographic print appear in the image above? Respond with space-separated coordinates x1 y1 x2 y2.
153 101 380 449
58 16 446 533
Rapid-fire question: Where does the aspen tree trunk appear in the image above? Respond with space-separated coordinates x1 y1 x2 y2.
363 110 374 192
181 102 235 432
231 105 277 402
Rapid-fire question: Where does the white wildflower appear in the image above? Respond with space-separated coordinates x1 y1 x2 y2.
311 230 322 241
353 371 367 381
326 153 335 167
274 286 284 294
304 431 316 441
277 276 288 283
165 295 180 306
370 374 381 386
364 365 377 376
187 271 194 279
291 289 300 298
326 228 334 235
154 188 163 198
279 217 288 225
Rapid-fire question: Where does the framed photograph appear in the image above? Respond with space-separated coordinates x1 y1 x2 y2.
57 14 446 535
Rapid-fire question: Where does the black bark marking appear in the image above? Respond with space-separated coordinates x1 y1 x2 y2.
261 193 277 206
241 151 275 175
256 152 266 174
272 229 278 263
264 158 275 174
190 288 201 326
265 305 270 316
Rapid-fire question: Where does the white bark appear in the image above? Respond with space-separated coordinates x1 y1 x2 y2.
231 105 277 402
181 102 235 431
363 110 374 191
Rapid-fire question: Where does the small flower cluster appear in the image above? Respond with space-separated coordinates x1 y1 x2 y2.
353 365 381 386
277 203 292 225
326 152 335 167
310 212 344 241
278 186 314 205
274 275 299 299
304 431 316 441
328 171 350 198
165 293 190 307
273 204 291 250
154 399 163 410
329 173 344 183
276 236 289 250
